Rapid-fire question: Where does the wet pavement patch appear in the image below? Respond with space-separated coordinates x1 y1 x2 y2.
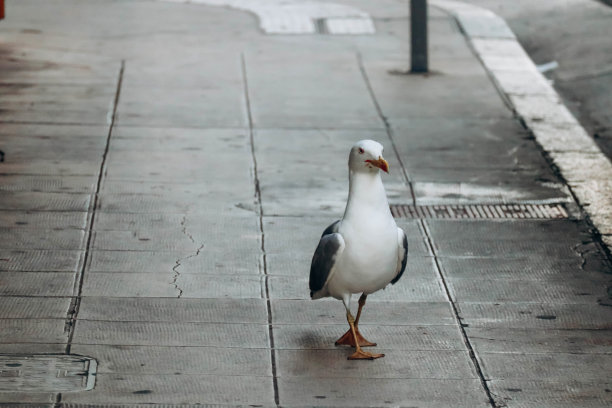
0 354 96 392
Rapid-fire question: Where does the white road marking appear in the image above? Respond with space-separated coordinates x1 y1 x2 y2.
161 0 375 34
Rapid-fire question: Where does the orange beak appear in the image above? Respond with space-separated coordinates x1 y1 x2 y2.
365 156 389 173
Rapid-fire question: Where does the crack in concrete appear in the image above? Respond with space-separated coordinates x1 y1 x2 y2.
171 215 204 298
571 240 612 305
571 239 607 272
575 242 592 271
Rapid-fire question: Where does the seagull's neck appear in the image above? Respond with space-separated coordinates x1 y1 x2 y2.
343 170 391 221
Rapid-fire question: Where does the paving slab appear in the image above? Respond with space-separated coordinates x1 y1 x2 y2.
0 161 99 177
0 250 83 272
0 192 91 212
438 255 610 280
72 320 269 348
105 150 253 188
93 212 189 231
0 319 67 345
96 193 246 214
0 123 108 138
487 379 612 408
412 180 571 204
71 344 271 376
431 234 588 259
91 230 204 252
0 132 106 174
118 45 249 87
88 249 259 276
409 166 559 186
61 373 275 406
0 296 71 319
78 297 267 323
391 117 538 169
0 343 67 355
448 277 608 304
465 327 612 354
369 9 476 49
100 180 254 198
0 211 87 229
274 324 466 352
0 272 76 296
277 349 476 379
272 299 456 326
457 302 612 329
104 127 254 199
91 214 261 252
360 57 508 123
0 84 114 125
278 377 490 408
99 180 257 198
82 273 263 298
0 45 118 85
0 392 55 405
0 175 96 193
0 228 85 250
105 150 252 183
245 48 381 129
116 87 246 129
111 125 248 147
479 352 612 382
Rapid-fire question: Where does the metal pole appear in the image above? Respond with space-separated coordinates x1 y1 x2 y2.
410 0 428 73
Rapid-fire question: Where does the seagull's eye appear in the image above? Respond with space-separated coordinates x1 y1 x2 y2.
358 148 364 154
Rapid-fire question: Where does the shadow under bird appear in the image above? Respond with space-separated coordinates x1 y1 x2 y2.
309 140 408 360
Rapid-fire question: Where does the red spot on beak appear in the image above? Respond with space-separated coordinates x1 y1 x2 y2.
365 157 390 173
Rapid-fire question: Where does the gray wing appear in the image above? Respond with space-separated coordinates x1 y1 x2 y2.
309 221 344 298
320 219 340 237
391 227 408 285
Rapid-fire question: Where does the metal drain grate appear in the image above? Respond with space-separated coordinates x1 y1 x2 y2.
390 204 568 219
0 354 97 392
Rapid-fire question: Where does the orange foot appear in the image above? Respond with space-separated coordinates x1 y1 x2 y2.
348 349 385 360
335 328 377 348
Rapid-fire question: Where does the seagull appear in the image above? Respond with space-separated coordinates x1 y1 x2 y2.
309 140 408 360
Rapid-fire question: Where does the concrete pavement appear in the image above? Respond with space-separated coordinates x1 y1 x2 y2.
0 0 611 406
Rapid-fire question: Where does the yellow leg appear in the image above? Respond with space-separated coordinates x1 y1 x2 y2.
335 294 376 347
346 311 384 360
355 293 367 324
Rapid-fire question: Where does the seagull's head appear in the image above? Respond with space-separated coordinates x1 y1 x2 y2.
349 140 389 174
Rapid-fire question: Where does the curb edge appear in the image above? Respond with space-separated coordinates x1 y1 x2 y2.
431 0 612 255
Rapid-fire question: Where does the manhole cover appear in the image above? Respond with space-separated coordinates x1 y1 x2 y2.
390 204 568 219
0 354 96 392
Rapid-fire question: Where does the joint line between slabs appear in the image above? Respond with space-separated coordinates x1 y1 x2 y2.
64 60 125 355
241 53 280 408
420 219 498 407
356 52 417 206
53 392 61 408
